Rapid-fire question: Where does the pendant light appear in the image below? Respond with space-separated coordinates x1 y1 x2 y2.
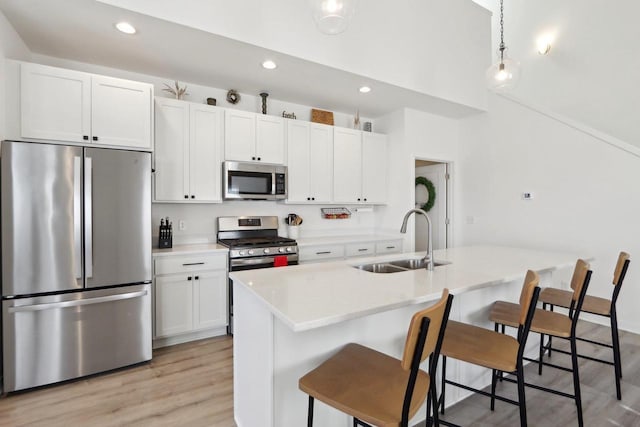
310 0 357 35
486 0 521 91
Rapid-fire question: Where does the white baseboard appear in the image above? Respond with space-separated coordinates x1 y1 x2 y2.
153 326 228 349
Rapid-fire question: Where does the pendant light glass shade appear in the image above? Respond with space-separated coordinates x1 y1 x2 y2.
310 0 357 35
486 49 521 92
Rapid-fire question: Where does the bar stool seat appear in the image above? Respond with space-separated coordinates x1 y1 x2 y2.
540 288 611 316
442 321 519 373
490 301 572 337
299 290 453 427
299 343 429 427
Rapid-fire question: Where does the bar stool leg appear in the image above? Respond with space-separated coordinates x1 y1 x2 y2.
490 369 498 411
570 337 584 427
440 356 447 415
429 378 440 427
516 363 528 427
538 333 544 375
308 396 314 427
611 309 622 399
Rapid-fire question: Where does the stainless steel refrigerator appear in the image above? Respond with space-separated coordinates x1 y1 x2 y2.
1 140 152 392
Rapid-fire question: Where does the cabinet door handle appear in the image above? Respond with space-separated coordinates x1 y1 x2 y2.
257 157 261 161
92 136 98 141
307 197 311 201
83 135 89 141
191 195 195 199
182 262 205 266
187 276 192 281
252 156 256 160
194 276 199 280
357 198 361 201
358 248 369 252
386 246 396 249
316 251 332 255
312 197 315 201
184 195 189 199
364 198 367 202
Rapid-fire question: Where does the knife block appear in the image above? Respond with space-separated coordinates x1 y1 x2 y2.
158 224 172 248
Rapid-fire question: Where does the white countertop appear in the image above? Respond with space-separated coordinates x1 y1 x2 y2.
152 243 228 257
296 233 403 247
230 245 585 332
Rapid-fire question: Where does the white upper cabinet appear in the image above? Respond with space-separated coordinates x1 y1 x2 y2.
333 128 363 203
154 98 223 203
225 110 285 164
189 103 223 202
287 121 333 203
256 115 285 164
90 76 152 149
333 128 387 204
224 110 255 162
361 132 388 204
20 62 153 150
21 63 91 143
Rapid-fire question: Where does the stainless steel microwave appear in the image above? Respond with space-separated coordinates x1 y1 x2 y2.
223 161 287 200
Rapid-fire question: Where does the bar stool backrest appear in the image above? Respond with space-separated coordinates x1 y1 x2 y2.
518 270 540 325
401 289 452 371
613 252 630 286
570 259 591 305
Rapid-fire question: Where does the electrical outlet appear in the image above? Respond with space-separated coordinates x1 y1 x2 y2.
179 220 186 231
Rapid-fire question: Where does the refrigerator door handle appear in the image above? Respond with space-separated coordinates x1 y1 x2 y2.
74 156 82 280
84 156 93 279
7 290 148 313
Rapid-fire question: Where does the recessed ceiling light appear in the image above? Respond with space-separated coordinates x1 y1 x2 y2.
262 60 277 70
359 86 371 93
115 22 137 35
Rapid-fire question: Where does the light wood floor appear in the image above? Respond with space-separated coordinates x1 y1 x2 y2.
0 336 235 427
1 322 639 427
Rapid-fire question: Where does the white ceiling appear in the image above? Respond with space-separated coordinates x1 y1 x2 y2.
0 0 486 119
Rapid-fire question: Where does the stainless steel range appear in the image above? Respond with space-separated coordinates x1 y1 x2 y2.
217 216 298 334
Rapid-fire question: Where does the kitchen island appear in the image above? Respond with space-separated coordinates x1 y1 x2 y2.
231 246 584 427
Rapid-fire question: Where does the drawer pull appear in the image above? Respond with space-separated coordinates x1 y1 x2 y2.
316 251 332 255
358 248 369 252
386 246 396 249
182 262 205 266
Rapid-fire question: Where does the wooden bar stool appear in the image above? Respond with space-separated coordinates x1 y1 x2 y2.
540 252 630 400
489 259 592 427
439 270 541 427
299 289 453 427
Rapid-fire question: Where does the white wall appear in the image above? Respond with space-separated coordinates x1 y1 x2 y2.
0 9 30 140
458 93 640 333
376 108 461 251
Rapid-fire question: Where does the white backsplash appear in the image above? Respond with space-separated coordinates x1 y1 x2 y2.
152 202 379 245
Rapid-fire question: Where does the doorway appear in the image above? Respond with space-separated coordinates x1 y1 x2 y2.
414 159 450 251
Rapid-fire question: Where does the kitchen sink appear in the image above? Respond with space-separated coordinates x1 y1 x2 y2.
354 258 451 273
388 259 450 269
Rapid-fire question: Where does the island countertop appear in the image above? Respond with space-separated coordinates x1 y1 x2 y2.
229 245 585 332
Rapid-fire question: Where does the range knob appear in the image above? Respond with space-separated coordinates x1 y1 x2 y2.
264 248 271 254
286 247 293 252
239 250 246 256
278 247 286 253
248 249 255 255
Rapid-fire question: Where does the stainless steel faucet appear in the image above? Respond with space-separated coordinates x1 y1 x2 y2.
400 208 434 271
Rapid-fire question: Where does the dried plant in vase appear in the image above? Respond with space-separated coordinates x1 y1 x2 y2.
163 81 189 99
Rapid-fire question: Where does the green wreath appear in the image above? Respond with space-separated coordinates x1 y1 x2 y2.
415 176 436 212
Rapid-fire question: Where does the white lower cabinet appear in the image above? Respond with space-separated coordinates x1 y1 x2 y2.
299 238 403 263
153 251 228 344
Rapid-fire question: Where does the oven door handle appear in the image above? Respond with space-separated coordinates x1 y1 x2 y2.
230 255 297 268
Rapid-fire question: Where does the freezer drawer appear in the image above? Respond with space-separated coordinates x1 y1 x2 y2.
2 284 152 392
